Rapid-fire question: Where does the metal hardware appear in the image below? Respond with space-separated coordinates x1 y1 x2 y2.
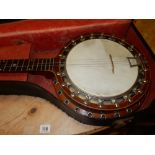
144 68 148 72
90 34 94 39
58 90 62 95
138 79 142 84
62 83 66 87
128 45 134 51
123 95 128 100
86 95 91 101
119 40 125 45
133 87 137 93
53 80 58 85
64 46 69 51
57 72 60 76
138 53 141 56
100 114 106 119
66 81 71 87
127 57 139 67
109 36 115 41
88 112 93 118
99 104 102 108
61 72 65 77
128 98 132 103
143 80 147 83
59 54 66 59
84 101 88 105
138 90 142 94
77 91 80 94
126 108 132 113
115 104 118 108
111 99 116 103
72 40 76 45
98 98 103 104
64 99 69 105
114 112 120 118
71 93 75 97
80 35 85 41
75 107 79 112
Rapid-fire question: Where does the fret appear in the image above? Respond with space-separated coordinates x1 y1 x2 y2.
45 59 47 71
0 58 55 72
26 60 30 71
17 60 24 71
52 59 54 71
9 60 17 71
41 59 44 71
37 59 42 71
31 59 35 70
48 58 51 71
46 59 50 71
15 60 20 71
27 59 33 71
8 60 14 72
3 60 8 71
22 59 28 71
0 60 5 71
36 59 39 71
5 60 12 71
48 58 54 71
31 59 37 71
45 59 48 71
21 59 25 71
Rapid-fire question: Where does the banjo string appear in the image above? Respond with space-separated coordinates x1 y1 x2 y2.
0 58 136 68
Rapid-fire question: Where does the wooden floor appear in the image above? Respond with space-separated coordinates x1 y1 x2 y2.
0 20 154 135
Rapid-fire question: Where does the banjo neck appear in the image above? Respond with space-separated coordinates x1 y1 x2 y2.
0 56 140 73
0 58 57 72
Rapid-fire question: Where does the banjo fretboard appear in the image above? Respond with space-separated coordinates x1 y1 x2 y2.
0 58 55 72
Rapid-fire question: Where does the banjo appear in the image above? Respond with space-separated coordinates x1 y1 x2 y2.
0 33 150 125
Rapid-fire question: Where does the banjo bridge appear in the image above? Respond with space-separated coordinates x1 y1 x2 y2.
127 57 141 67
109 54 115 74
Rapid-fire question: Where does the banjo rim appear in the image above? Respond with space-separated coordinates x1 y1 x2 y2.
53 33 150 120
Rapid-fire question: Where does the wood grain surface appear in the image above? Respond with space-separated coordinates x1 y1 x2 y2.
0 95 109 135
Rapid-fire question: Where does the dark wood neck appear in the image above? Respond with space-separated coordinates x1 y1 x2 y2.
0 58 56 72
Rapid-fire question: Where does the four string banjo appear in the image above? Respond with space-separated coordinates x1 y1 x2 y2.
0 33 150 125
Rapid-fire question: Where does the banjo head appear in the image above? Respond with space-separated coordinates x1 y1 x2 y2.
54 34 150 124
66 39 138 98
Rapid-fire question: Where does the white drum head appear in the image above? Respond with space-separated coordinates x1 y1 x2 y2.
66 39 138 97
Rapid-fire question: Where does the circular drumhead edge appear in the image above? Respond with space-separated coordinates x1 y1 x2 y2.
66 39 138 97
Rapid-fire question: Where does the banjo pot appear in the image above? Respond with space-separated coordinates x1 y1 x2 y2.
53 33 150 123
